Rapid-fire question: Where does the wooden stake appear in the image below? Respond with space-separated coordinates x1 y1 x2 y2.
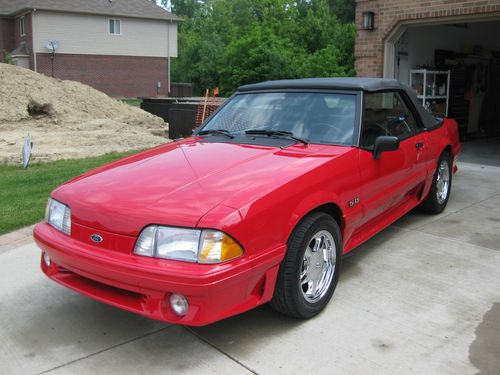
201 89 209 123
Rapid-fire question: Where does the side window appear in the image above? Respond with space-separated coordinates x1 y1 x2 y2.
20 16 25 36
361 91 418 148
109 19 121 35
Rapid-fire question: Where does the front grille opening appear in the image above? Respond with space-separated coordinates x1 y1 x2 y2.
56 266 147 312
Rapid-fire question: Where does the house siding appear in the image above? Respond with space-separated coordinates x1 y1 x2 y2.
36 53 168 97
355 0 500 77
33 10 177 58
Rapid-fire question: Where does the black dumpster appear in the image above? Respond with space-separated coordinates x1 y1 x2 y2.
141 98 199 138
141 97 225 139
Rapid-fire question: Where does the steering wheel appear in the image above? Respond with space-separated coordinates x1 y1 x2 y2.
384 115 411 136
372 122 391 136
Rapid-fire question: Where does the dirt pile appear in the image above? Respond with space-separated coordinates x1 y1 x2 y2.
0 63 169 164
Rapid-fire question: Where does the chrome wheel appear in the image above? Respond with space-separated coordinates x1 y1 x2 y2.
271 212 341 318
436 159 450 204
300 230 336 303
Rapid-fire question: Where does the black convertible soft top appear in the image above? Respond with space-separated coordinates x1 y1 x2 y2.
237 78 441 129
238 77 404 92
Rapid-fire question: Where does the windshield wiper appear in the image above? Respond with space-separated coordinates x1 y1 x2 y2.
198 129 234 139
245 129 309 146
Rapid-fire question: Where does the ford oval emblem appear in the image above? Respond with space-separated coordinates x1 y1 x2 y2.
90 234 103 243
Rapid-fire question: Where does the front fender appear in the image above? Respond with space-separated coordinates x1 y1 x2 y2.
202 151 359 258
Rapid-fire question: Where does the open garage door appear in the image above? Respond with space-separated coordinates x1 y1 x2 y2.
385 19 500 166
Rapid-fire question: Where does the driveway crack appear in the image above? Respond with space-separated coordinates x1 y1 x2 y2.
183 326 259 374
37 325 174 374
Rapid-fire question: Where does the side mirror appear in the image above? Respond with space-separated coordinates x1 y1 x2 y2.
373 136 399 160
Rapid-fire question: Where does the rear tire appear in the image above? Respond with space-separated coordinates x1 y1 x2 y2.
270 212 342 318
419 152 452 214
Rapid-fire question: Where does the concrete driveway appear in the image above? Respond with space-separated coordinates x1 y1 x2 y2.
1 160 499 375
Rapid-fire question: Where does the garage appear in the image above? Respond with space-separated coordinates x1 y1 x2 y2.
391 19 500 138
384 18 500 164
355 2 500 165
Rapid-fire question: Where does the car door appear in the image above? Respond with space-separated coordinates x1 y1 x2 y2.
399 91 433 188
357 90 422 227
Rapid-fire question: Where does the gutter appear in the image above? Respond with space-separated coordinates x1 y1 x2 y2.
32 8 37 72
167 18 171 95
7 7 181 22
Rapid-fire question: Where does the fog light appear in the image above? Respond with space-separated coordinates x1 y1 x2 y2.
43 252 51 267
169 294 188 316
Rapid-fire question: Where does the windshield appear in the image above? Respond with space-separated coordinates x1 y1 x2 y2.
201 92 357 146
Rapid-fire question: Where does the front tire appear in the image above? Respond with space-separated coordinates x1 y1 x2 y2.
419 152 452 214
270 212 342 318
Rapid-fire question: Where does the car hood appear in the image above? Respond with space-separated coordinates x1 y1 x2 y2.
53 139 349 236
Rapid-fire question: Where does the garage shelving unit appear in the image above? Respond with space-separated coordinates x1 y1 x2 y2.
409 69 451 117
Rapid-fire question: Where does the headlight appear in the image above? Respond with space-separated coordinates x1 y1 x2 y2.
134 225 243 264
45 198 71 235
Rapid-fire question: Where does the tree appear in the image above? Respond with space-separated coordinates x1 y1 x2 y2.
328 0 355 23
169 0 201 18
171 0 356 95
218 25 298 92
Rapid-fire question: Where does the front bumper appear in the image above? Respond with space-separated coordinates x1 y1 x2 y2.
34 223 284 326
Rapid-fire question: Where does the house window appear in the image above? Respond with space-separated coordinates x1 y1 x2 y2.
20 16 25 36
109 19 121 35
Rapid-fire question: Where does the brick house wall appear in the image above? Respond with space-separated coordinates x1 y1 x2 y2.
12 12 34 68
36 53 168 97
355 0 500 77
0 18 14 60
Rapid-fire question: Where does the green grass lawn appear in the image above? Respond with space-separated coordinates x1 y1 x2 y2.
0 151 139 235
120 98 143 107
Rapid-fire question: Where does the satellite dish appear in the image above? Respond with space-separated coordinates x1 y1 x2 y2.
45 41 59 52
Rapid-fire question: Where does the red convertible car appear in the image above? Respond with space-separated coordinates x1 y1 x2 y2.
34 78 461 326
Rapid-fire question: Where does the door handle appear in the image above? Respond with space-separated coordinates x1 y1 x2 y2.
415 142 424 150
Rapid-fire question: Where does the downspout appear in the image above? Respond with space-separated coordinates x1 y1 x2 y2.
32 8 37 71
167 19 171 96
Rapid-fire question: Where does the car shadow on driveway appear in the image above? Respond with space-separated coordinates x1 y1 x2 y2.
7 288 169 358
190 226 396 345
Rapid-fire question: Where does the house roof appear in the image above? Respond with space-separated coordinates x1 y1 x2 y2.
0 0 180 21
